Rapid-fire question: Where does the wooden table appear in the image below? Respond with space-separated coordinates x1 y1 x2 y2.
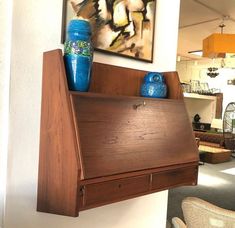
199 145 231 164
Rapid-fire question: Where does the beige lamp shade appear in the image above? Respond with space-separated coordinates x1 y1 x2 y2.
211 118 223 130
203 33 235 58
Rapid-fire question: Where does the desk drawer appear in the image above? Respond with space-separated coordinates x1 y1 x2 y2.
81 175 150 208
152 167 197 190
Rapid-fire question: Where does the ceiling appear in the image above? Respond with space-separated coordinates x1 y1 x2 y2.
178 0 235 60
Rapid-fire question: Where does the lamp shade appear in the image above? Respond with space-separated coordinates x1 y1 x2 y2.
211 118 223 130
203 33 235 58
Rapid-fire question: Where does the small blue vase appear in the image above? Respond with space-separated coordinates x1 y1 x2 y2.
140 72 167 98
64 19 93 91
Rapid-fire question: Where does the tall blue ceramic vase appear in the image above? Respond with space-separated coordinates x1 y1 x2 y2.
64 19 93 91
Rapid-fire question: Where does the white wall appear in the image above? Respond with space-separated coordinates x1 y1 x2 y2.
177 59 235 121
4 0 180 228
0 0 12 227
184 97 216 123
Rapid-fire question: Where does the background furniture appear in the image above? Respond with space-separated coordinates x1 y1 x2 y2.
194 131 231 163
37 49 198 217
223 102 235 158
172 197 235 228
183 93 223 124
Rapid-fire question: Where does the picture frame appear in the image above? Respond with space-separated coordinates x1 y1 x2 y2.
61 0 156 62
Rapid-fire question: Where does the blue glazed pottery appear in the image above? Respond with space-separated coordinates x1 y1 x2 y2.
64 19 93 91
140 72 167 98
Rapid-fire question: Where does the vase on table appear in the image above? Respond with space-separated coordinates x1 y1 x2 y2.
64 19 93 91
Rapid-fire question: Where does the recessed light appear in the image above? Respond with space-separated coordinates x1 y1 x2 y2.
188 50 203 56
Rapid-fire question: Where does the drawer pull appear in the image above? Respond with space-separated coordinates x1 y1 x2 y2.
133 101 146 109
80 186 85 196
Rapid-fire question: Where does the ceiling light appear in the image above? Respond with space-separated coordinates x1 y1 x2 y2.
207 67 219 78
188 50 203 57
203 33 235 58
202 18 235 58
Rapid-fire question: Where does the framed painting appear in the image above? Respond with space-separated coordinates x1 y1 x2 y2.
62 0 156 62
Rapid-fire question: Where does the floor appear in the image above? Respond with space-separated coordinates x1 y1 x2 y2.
167 157 235 227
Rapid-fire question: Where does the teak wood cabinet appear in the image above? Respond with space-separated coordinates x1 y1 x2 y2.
37 49 199 217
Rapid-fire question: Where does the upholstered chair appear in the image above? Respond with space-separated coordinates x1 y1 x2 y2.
172 197 235 228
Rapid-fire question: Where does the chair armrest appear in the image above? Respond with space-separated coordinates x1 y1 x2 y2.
172 217 187 228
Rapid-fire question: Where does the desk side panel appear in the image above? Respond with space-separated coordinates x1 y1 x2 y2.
37 49 80 217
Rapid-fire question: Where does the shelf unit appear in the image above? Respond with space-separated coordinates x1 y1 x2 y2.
183 92 217 101
37 49 199 217
183 92 223 123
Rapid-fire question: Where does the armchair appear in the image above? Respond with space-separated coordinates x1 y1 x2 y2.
172 197 235 228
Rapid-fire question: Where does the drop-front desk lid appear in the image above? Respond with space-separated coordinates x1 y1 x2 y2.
71 92 199 179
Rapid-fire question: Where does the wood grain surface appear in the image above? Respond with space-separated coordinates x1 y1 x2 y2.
37 49 199 217
37 49 80 216
83 175 150 208
89 62 183 99
71 92 198 179
215 93 223 119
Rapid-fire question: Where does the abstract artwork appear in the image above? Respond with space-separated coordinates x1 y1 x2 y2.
63 0 156 62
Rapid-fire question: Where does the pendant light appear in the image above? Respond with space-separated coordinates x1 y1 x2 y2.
203 19 235 58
